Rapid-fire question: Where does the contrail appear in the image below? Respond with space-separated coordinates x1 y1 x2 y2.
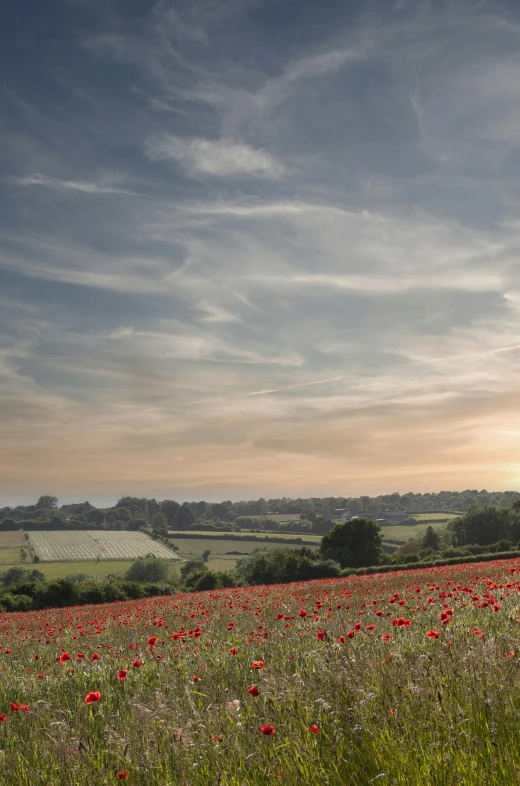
247 376 343 396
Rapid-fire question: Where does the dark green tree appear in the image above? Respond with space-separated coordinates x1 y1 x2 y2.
172 503 195 530
422 525 440 550
160 500 181 527
37 496 58 510
318 518 383 568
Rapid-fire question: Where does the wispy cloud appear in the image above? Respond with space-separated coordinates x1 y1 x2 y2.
145 135 286 178
7 174 146 197
3 0 520 501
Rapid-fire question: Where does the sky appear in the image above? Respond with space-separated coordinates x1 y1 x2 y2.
2 0 520 506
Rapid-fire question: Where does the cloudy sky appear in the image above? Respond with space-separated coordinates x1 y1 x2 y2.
2 0 520 505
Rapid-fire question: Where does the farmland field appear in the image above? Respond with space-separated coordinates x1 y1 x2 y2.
170 530 321 542
173 536 319 573
412 512 459 521
28 530 180 562
244 513 303 522
0 558 520 783
380 520 445 545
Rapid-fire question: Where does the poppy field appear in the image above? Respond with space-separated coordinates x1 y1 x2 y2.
1 559 520 784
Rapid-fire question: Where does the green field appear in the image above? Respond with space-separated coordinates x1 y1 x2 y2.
174 536 318 557
381 520 446 545
171 530 321 542
411 512 459 521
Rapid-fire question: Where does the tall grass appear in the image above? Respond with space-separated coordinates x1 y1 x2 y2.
0 558 519 783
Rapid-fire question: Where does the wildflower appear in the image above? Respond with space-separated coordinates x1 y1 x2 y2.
427 630 440 639
381 634 392 642
307 724 319 734
117 669 127 682
132 659 142 668
147 636 158 646
117 771 130 780
338 635 346 644
366 625 375 631
251 660 265 670
4 650 12 655
248 685 260 696
260 724 275 735
85 691 101 704
60 652 71 664
91 653 101 661
229 647 238 656
316 630 326 641
193 675 200 682
212 735 223 743
0 715 5 723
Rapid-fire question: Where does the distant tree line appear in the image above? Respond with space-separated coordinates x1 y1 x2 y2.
3 489 519 539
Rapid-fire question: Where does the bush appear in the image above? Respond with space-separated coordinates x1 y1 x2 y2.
125 554 171 583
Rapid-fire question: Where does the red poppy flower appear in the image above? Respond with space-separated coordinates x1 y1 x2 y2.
91 653 101 661
85 691 101 704
0 715 6 723
307 724 319 734
251 660 265 670
229 647 238 656
427 630 440 639
338 635 346 644
211 735 223 743
260 724 275 735
117 771 130 780
132 659 142 668
4 650 12 655
316 631 326 641
193 675 200 682
248 685 260 696
60 653 71 663
117 669 127 682
147 636 158 646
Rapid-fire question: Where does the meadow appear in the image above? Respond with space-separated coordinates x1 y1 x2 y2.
0 558 519 783
174 535 319 573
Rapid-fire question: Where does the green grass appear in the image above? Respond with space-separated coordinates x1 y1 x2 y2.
412 512 459 521
380 521 446 545
0 558 520 783
173 537 318 561
170 530 321 541
0 548 29 565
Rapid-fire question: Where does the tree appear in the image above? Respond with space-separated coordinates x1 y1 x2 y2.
37 496 58 510
160 500 181 527
172 503 195 530
151 512 168 530
180 558 206 583
202 549 211 562
125 554 170 583
422 525 440 551
318 518 383 568
126 518 147 531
